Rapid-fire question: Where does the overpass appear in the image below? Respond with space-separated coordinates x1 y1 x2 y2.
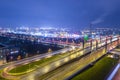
1 35 120 80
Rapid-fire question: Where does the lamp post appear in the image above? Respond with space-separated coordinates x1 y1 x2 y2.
100 36 102 43
96 39 98 50
118 35 120 46
52 38 54 44
83 34 89 49
105 37 108 51
117 35 119 46
110 36 112 44
118 35 120 44
82 39 84 49
66 37 68 44
90 39 92 51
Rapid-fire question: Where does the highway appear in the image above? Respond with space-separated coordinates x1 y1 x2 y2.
19 36 119 80
0 47 74 76
0 35 120 80
37 48 106 80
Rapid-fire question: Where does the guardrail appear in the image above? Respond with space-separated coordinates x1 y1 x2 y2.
107 63 120 80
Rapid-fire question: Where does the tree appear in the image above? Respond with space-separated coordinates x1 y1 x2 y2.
17 55 21 60
48 48 52 53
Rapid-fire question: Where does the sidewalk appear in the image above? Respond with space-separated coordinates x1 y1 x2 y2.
110 48 120 80
112 59 120 80
113 66 120 80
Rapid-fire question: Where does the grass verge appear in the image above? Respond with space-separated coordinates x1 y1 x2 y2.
9 49 78 74
72 54 119 80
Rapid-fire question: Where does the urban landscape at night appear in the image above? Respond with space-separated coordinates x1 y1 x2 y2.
0 0 120 80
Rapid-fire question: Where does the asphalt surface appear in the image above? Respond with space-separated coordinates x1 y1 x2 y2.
0 36 119 80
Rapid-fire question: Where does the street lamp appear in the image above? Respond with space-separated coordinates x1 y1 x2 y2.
96 39 98 50
117 35 119 46
90 39 92 51
105 37 108 51
66 38 68 44
82 39 84 49
100 36 102 43
118 35 120 44
83 34 89 49
110 36 112 44
83 40 85 49
119 35 120 45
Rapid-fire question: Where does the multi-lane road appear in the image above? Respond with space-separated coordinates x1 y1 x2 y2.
0 35 120 80
19 37 119 80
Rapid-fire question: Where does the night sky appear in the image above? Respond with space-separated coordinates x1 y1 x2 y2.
0 0 120 29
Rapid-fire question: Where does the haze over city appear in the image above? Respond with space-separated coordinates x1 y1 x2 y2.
0 0 120 29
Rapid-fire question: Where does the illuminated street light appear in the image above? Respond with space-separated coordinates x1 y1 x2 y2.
90 39 92 51
66 38 68 44
110 36 112 44
82 38 84 49
119 35 120 45
105 36 108 51
71 46 75 50
117 35 120 46
100 35 102 43
96 39 98 50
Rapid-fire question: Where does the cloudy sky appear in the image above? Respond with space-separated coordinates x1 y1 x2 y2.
0 0 120 29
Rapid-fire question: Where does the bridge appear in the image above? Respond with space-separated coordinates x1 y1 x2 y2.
0 35 120 80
